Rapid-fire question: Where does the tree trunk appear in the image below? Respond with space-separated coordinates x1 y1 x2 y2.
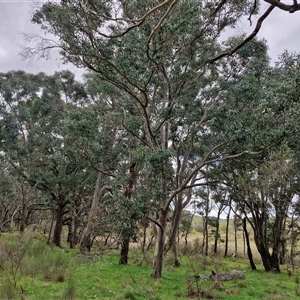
172 240 180 266
214 209 222 254
80 171 104 254
242 218 256 270
19 183 29 234
67 200 78 249
224 203 232 257
52 195 65 247
151 210 167 278
147 223 156 251
259 247 273 272
204 215 209 256
165 195 183 266
119 237 130 264
243 230 246 258
139 218 150 266
234 215 238 256
251 217 281 273
47 209 55 244
290 214 297 271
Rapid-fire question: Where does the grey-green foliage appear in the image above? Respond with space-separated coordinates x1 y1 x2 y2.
27 2 263 203
212 47 300 154
0 70 95 244
0 71 89 188
210 51 300 272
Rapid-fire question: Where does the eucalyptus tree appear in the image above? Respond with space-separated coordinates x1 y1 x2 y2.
211 50 300 272
233 146 299 272
0 70 92 245
74 74 150 264
25 0 276 277
0 166 22 232
0 71 55 233
211 189 228 254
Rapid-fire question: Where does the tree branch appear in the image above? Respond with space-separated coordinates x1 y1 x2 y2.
208 4 276 63
264 0 300 13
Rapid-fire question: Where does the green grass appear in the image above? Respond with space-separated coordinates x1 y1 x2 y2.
0 233 299 299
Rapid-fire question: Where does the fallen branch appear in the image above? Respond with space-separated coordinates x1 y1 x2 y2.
194 270 246 281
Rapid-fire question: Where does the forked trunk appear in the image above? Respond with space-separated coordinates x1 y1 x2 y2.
80 171 104 254
165 196 182 266
139 218 150 266
151 210 167 278
251 217 281 273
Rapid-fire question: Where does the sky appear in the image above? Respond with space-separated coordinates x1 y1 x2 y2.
0 1 300 81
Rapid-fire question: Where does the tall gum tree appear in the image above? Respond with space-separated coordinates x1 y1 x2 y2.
25 1 276 277
210 51 300 272
0 70 91 246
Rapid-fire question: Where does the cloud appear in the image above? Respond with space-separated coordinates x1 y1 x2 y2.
0 1 299 79
0 1 83 79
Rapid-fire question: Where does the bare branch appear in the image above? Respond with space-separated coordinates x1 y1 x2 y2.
94 0 178 39
264 0 300 13
208 4 276 63
147 216 164 232
248 0 257 26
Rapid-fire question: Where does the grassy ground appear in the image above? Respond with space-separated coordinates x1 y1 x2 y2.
0 231 300 300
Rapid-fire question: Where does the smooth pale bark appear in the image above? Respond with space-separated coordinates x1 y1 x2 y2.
151 210 167 278
165 195 183 266
80 171 104 254
139 218 150 266
164 156 196 266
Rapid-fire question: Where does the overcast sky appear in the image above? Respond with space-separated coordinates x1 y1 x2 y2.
0 0 300 81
